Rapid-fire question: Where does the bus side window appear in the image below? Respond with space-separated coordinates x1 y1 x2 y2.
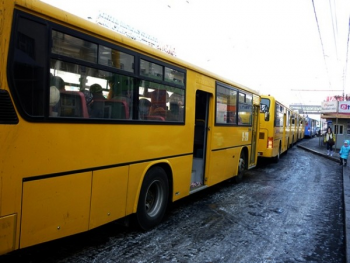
10 17 48 117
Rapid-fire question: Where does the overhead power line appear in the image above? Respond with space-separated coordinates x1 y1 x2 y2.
311 0 332 89
329 0 338 59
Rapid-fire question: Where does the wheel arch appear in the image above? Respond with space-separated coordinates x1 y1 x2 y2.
233 146 248 183
133 161 173 214
241 146 249 169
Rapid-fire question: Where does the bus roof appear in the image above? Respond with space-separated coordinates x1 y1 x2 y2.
14 0 259 96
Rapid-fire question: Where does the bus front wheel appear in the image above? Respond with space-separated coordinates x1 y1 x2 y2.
136 166 169 230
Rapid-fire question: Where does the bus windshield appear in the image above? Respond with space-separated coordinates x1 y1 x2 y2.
260 98 270 113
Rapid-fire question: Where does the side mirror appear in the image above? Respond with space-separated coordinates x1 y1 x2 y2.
264 112 270 121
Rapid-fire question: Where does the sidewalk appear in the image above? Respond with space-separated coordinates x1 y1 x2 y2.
297 137 350 263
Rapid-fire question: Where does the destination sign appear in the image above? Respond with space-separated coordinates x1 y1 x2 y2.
289 105 321 114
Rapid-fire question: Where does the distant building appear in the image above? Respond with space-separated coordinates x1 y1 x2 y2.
321 98 350 149
325 94 350 101
289 104 321 115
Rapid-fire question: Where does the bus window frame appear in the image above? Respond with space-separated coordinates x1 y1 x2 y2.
138 55 186 90
215 81 253 126
8 10 186 125
260 98 270 121
274 103 284 127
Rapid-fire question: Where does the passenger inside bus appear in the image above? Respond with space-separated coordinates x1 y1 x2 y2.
108 78 131 100
50 76 65 91
139 98 151 119
108 77 133 117
150 107 166 120
147 89 167 120
79 76 93 105
89 84 105 118
107 79 115 100
226 112 236 124
169 93 184 121
49 85 60 116
49 75 65 116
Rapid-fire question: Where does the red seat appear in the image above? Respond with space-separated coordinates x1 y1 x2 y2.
59 91 89 118
93 98 129 119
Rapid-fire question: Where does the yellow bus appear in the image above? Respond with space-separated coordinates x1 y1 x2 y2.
290 110 304 145
292 111 304 142
299 115 306 139
0 0 260 255
258 95 291 161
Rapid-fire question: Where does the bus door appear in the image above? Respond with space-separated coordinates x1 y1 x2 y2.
283 112 287 152
191 90 209 192
250 105 259 166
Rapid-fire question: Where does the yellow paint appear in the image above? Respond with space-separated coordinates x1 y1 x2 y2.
89 166 128 229
168 156 192 201
20 172 91 248
206 147 239 186
0 214 16 255
0 0 261 255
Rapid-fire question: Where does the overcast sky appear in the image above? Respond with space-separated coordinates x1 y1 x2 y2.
41 0 350 107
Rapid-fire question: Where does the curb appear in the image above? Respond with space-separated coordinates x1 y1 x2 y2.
343 168 350 263
297 144 339 162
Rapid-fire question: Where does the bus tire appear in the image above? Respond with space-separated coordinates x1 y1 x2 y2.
136 166 169 230
274 145 281 163
234 151 246 183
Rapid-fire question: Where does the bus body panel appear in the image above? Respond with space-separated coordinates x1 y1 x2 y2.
207 147 239 186
258 96 305 159
170 156 193 201
89 166 129 229
283 111 289 151
207 126 253 185
257 125 279 158
275 126 284 154
0 0 260 255
258 96 288 159
20 172 92 248
0 214 17 255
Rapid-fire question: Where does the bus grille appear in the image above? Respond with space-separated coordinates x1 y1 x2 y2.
0 90 19 124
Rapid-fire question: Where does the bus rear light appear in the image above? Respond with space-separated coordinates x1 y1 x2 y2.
267 137 273 149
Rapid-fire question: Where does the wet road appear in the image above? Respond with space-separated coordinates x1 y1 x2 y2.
1 141 345 262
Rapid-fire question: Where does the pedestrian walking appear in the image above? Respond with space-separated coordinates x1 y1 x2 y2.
324 127 336 156
339 140 350 166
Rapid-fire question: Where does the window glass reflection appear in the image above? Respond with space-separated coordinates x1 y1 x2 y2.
52 31 97 63
99 45 134 73
138 80 184 122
